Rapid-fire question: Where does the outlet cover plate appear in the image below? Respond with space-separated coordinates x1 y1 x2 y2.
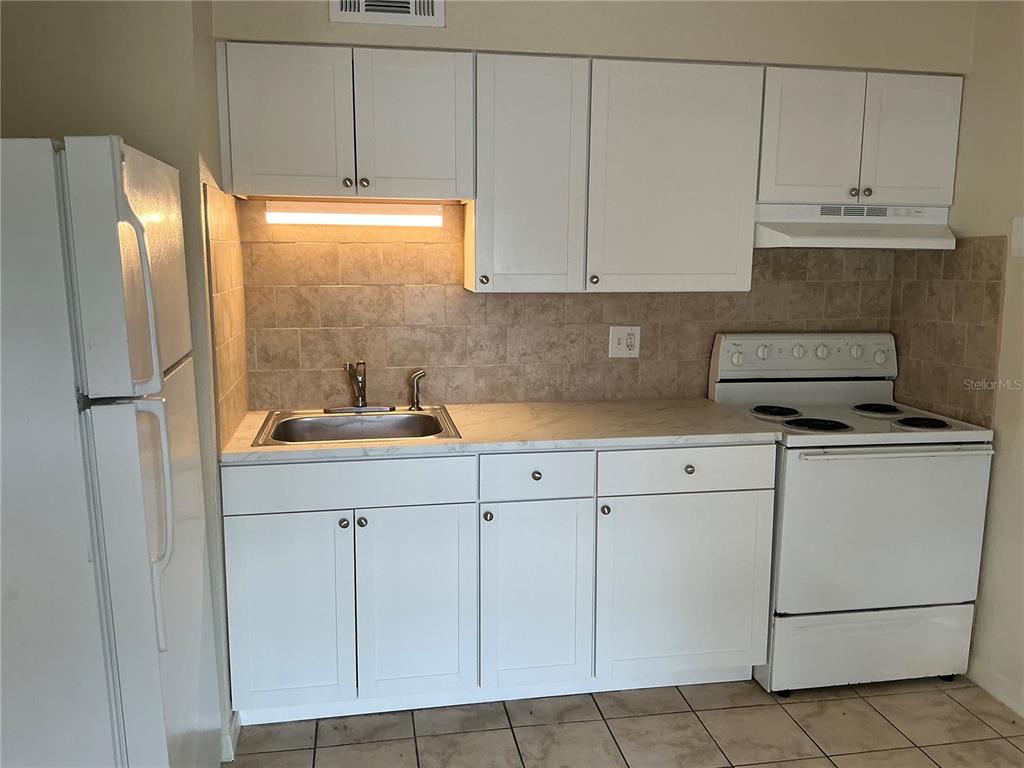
609 326 641 358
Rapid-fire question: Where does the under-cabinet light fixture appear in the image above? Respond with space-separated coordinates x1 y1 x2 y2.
265 201 443 227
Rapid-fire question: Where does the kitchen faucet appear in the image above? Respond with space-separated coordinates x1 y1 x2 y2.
344 361 367 407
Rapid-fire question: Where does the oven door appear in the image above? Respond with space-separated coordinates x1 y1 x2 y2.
775 444 992 615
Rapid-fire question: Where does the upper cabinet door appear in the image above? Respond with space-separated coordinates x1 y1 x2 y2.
587 60 763 292
353 48 474 199
225 43 356 196
859 73 962 206
473 54 589 293
758 68 867 204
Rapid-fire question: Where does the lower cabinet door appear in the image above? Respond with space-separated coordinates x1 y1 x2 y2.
224 510 357 711
480 499 595 687
355 503 478 697
596 491 773 681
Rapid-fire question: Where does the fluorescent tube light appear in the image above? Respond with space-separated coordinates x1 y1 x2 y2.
265 201 443 227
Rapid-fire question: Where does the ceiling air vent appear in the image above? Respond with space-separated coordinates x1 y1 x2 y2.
842 206 866 217
866 206 888 217
330 0 444 26
819 205 843 217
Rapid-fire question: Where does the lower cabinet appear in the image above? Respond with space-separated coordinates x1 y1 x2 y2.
595 490 774 681
224 509 357 711
480 499 595 687
355 503 479 698
225 503 478 711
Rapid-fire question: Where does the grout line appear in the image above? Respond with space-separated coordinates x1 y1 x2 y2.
503 701 527 768
311 720 318 768
590 693 635 768
410 709 421 768
776 698 830 761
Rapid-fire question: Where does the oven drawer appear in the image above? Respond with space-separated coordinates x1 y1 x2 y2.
775 444 993 614
598 445 775 496
480 451 595 501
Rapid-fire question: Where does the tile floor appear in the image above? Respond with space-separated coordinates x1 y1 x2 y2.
226 677 1024 768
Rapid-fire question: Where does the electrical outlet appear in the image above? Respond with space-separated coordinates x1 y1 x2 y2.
608 326 641 358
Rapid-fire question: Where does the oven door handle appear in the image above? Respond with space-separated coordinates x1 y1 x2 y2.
798 446 994 461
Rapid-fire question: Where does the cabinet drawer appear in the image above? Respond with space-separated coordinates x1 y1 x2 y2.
221 456 477 515
480 451 595 501
598 445 775 496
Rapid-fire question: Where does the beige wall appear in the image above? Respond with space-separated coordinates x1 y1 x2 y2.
955 1 1024 716
213 0 974 73
0 0 232 749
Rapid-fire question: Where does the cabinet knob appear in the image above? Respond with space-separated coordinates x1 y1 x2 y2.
338 518 350 529
482 511 494 522
531 470 543 481
684 464 696 475
357 517 368 528
862 187 873 197
359 178 370 188
479 275 490 285
589 275 600 285
600 505 612 515
342 177 354 188
849 187 859 197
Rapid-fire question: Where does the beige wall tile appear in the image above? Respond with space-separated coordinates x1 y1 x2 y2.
404 285 445 325
339 244 383 284
276 287 320 328
320 286 366 327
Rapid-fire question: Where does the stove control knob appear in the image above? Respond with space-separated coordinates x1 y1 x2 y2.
850 343 864 360
791 344 806 359
874 349 888 365
731 351 744 367
756 344 771 360
815 344 830 360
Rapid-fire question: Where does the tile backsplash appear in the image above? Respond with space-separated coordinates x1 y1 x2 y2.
206 186 247 446
222 198 1006 429
236 199 888 408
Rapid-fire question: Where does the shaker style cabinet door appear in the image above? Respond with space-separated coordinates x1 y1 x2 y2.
586 60 763 292
758 67 868 204
479 499 595 687
353 48 474 199
224 510 357 711
472 54 589 292
354 504 478 698
224 43 356 196
859 73 962 206
595 491 773 682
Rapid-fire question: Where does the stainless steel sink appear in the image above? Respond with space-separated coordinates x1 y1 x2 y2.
253 406 460 446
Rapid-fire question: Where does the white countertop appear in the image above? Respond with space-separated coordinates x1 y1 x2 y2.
220 399 781 465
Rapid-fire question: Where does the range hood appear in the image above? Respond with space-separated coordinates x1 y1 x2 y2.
754 204 955 249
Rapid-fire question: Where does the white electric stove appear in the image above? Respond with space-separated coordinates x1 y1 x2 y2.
710 333 993 693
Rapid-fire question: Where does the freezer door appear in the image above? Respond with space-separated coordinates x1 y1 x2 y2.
64 136 192 398
775 444 992 615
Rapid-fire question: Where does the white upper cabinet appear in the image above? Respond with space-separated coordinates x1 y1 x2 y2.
472 54 589 292
759 67 962 206
759 68 868 205
353 48 474 199
221 44 473 199
860 73 962 206
586 60 764 292
224 43 356 197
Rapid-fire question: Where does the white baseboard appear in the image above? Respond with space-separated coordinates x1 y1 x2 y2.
221 710 241 762
968 657 1024 717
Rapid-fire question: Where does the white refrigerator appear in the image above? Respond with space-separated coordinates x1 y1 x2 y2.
1 137 222 767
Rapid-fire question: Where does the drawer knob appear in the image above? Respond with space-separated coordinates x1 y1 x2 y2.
589 275 600 285
684 464 696 475
483 511 494 522
531 470 543 481
600 505 612 515
863 187 873 197
357 517 368 528
849 187 859 197
342 177 354 188
479 274 490 285
359 178 370 188
338 518 350 529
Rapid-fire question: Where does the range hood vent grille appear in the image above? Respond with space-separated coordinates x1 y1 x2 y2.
818 205 890 218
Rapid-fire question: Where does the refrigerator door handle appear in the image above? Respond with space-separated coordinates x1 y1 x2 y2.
119 204 163 397
135 397 173 652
